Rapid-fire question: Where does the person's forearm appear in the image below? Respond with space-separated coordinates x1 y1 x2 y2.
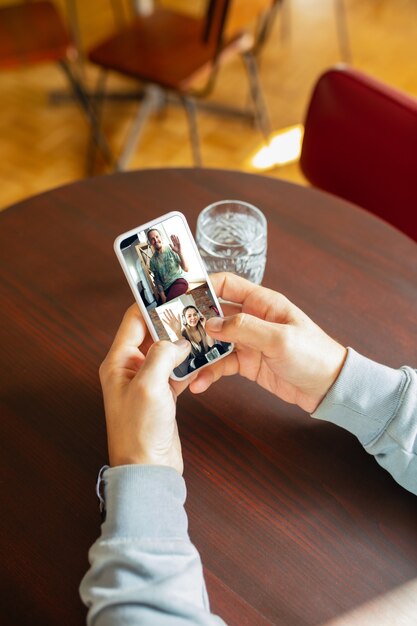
312 348 417 496
80 466 225 626
178 252 188 272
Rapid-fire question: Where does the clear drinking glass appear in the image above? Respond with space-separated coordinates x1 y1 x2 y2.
196 200 267 284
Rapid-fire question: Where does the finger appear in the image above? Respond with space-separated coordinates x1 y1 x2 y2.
209 272 264 305
170 371 198 397
189 352 239 394
217 302 241 317
140 333 154 357
210 273 294 321
205 312 280 355
108 304 147 355
138 339 191 384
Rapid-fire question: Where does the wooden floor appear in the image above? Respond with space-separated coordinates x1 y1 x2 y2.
1 0 417 211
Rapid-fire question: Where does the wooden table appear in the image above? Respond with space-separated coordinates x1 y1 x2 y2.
1 168 416 626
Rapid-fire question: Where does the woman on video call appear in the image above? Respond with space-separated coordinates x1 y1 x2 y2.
162 305 227 371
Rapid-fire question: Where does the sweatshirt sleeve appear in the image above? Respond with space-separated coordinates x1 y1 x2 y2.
79 465 226 626
312 348 417 495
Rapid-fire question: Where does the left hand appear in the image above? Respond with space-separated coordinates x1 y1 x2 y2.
99 305 193 474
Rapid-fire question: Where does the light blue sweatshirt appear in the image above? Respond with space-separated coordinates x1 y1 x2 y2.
80 349 417 625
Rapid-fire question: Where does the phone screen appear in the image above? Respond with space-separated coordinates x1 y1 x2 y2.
115 212 233 379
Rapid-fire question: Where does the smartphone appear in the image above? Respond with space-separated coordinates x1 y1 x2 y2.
114 211 233 380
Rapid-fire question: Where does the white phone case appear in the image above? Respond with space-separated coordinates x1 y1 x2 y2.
114 211 233 380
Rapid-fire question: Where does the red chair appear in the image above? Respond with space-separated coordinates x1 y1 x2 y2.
0 1 113 167
300 65 417 242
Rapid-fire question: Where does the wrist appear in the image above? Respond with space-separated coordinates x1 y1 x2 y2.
108 448 183 475
307 342 348 413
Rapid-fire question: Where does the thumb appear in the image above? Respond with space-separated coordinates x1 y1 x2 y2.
139 339 191 382
206 313 279 355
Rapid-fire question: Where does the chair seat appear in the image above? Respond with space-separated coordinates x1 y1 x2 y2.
0 1 73 70
86 1 274 171
89 7 249 92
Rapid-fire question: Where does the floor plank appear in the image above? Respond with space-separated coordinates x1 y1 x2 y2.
1 0 417 211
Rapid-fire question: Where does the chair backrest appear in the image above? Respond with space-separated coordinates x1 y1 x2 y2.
300 66 417 242
204 0 277 51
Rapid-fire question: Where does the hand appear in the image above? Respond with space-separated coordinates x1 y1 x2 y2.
170 234 181 255
99 305 193 473
190 273 347 413
170 234 189 271
161 308 182 338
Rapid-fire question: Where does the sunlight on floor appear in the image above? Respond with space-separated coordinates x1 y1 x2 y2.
251 124 304 170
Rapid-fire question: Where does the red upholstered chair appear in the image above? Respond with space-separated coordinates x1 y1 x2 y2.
88 0 280 170
300 66 417 242
0 1 112 166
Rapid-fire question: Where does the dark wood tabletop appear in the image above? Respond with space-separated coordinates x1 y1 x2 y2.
1 168 416 626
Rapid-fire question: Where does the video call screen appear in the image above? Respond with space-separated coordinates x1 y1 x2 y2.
119 213 232 378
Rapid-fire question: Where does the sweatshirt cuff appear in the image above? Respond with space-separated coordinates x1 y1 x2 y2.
99 465 189 541
312 348 407 446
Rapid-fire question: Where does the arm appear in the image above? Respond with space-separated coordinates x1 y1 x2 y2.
80 466 225 626
80 306 225 625
191 273 416 496
313 348 417 495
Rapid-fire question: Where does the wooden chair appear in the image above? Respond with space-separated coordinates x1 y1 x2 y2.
300 65 417 242
88 0 281 169
0 0 113 167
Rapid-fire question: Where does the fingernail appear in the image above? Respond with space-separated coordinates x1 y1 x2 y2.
206 317 224 332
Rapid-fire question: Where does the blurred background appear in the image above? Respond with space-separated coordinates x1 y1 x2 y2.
1 0 417 211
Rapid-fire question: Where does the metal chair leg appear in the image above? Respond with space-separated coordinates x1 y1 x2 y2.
181 96 202 167
241 51 271 141
334 0 352 63
116 85 161 171
59 60 114 168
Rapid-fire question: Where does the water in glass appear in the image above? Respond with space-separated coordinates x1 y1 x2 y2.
196 200 267 284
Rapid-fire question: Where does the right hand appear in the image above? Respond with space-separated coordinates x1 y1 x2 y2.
190 273 347 414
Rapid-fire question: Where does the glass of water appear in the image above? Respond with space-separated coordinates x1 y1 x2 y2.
196 200 267 284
